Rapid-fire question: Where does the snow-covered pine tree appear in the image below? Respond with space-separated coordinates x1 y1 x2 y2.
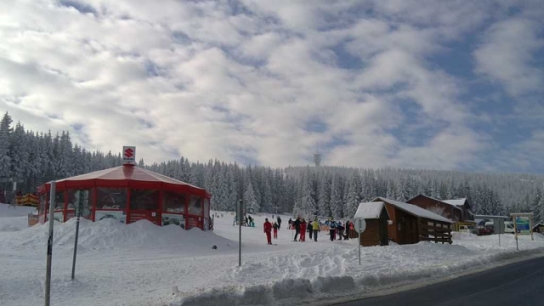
243 181 259 213
0 112 12 180
260 170 273 213
292 169 316 218
330 172 343 219
317 171 331 216
344 173 360 218
226 167 238 211
9 122 30 183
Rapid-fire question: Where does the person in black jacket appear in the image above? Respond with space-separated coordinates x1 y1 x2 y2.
277 216 282 230
293 217 301 241
337 222 345 241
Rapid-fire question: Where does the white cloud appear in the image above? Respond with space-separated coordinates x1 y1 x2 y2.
474 18 544 96
0 0 540 171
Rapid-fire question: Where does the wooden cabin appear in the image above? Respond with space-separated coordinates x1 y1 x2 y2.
354 201 389 246
533 223 544 234
407 195 475 223
442 198 474 222
373 197 453 245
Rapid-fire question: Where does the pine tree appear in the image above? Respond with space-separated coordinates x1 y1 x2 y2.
0 113 13 179
293 169 316 218
317 172 331 216
344 173 360 218
330 172 343 219
244 181 259 213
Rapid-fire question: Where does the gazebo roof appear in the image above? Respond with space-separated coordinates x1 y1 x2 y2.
39 165 209 197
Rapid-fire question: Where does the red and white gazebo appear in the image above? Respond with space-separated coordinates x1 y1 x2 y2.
37 164 211 230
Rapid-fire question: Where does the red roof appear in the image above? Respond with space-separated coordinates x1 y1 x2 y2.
39 165 209 198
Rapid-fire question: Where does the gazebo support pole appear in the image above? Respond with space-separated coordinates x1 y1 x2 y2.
71 190 83 280
45 181 56 306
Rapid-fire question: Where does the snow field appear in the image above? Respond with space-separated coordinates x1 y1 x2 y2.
1 205 544 306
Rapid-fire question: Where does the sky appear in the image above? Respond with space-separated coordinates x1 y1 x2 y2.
1 0 543 173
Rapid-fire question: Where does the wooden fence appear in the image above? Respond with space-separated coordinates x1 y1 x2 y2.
419 219 452 244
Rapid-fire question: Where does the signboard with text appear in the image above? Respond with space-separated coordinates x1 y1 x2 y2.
515 216 530 235
123 146 136 164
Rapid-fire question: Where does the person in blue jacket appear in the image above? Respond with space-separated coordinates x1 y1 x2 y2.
325 218 337 241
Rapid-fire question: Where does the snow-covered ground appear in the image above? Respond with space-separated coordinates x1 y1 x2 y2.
1 204 543 306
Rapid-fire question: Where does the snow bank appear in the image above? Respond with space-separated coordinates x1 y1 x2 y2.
1 208 544 306
173 238 544 306
0 217 237 255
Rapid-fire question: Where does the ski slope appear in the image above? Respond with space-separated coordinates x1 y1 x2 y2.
0 206 543 306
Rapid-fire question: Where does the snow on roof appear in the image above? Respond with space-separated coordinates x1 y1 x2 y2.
354 202 386 219
443 199 467 206
376 197 453 223
409 194 462 211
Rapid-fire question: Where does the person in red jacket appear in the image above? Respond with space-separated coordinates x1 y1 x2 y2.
264 218 272 245
300 219 307 242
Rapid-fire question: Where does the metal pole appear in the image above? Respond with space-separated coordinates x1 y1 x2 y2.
497 219 501 247
45 181 56 306
358 231 361 265
513 216 519 251
238 199 242 267
530 215 534 241
71 190 83 280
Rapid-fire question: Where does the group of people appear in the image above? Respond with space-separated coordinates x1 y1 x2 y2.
285 217 321 242
263 216 282 244
233 214 257 227
263 215 355 245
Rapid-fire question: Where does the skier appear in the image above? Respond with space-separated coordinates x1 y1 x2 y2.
308 218 314 240
293 217 301 241
288 218 293 230
344 221 351 240
273 222 279 239
326 218 337 241
312 218 320 241
277 216 282 230
300 219 307 242
264 218 272 245
337 221 345 241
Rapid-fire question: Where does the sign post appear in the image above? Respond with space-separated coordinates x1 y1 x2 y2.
353 218 366 265
238 199 242 267
45 181 56 306
497 219 503 247
511 213 534 251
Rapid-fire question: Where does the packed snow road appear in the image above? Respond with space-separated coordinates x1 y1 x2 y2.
334 255 544 306
1 205 544 306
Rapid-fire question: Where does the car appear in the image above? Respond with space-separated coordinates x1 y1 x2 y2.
459 225 477 235
477 226 493 236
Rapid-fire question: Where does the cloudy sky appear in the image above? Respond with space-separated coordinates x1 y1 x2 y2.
1 0 543 172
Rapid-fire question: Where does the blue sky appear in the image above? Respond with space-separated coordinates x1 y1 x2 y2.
0 0 543 173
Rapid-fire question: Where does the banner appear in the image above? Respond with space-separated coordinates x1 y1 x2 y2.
163 213 185 228
515 216 530 235
95 210 126 223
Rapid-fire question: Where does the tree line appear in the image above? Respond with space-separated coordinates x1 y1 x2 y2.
1 112 544 223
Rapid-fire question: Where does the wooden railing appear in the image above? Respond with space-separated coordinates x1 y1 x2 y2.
419 220 452 244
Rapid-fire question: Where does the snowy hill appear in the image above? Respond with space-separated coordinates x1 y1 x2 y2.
0 203 36 218
0 208 543 306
